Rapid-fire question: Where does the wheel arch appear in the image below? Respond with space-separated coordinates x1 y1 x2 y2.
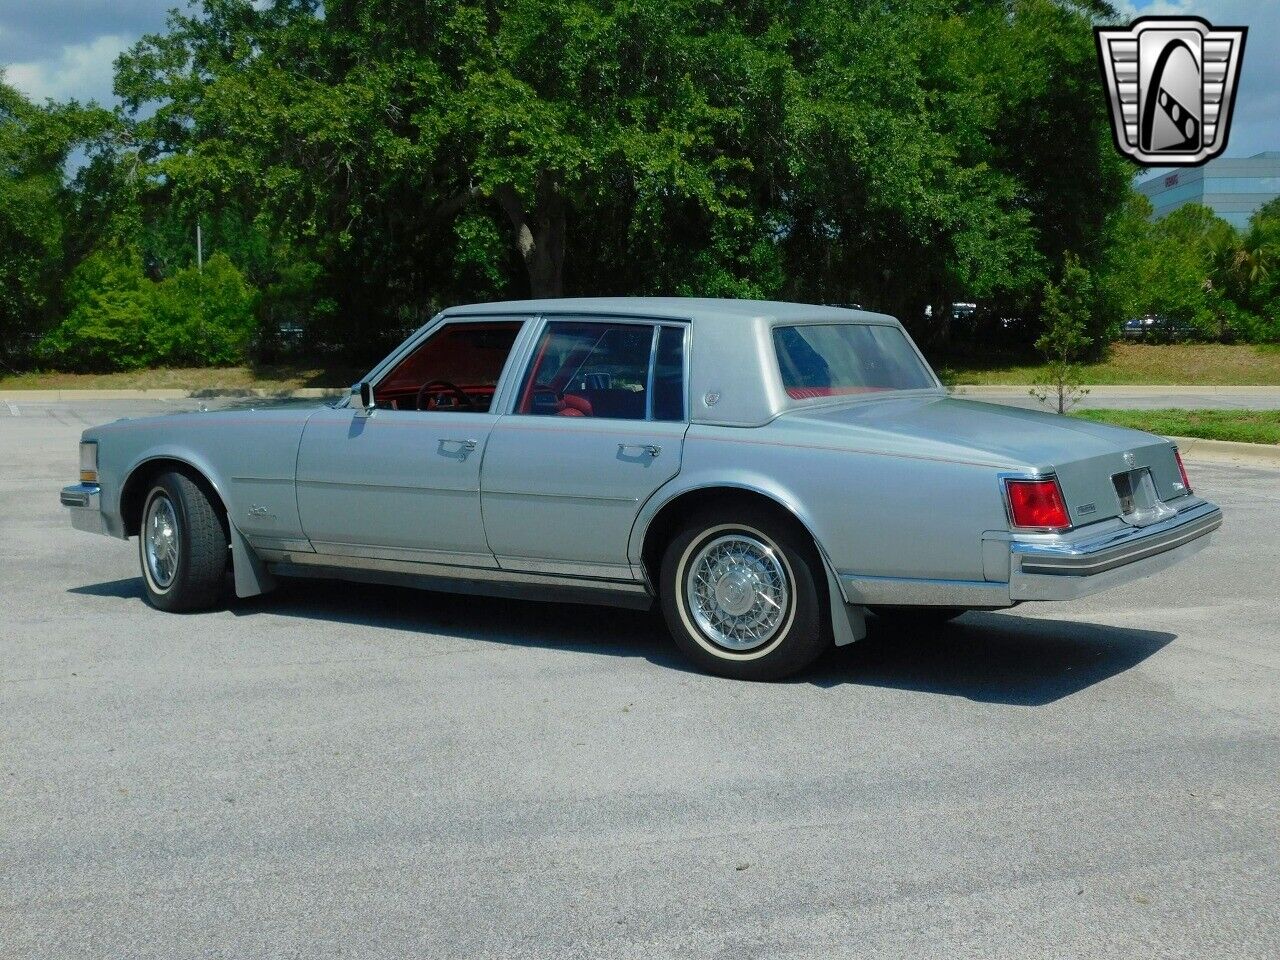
634 480 837 595
120 454 231 538
634 479 866 648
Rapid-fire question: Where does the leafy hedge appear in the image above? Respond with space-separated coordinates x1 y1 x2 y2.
38 252 257 371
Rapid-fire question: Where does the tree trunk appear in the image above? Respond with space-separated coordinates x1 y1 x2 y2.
933 298 951 347
496 179 565 298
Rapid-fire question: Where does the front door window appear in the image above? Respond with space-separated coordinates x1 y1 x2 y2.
376 321 523 411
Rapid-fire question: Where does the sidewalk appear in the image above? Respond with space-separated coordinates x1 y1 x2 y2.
1167 435 1280 467
951 384 1280 411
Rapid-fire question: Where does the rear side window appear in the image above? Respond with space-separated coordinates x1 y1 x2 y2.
773 323 935 399
516 321 687 421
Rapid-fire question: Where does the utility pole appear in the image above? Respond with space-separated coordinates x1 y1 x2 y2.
196 219 203 272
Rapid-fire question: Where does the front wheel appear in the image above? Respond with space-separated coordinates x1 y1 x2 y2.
659 508 829 680
138 471 229 612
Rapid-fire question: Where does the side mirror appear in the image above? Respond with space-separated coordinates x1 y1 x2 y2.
352 381 375 417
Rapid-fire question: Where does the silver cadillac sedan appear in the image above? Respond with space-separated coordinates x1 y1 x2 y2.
62 298 1221 680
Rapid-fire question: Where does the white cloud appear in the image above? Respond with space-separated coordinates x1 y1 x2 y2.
1116 1 1280 157
4 32 127 105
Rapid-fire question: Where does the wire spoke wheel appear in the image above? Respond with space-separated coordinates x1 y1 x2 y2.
143 493 180 590
684 533 791 652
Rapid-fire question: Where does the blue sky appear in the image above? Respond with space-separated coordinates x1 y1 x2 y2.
1 0 1276 159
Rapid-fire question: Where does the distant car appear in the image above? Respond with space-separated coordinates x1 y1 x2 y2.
62 299 1221 680
1123 314 1198 341
277 320 306 346
1122 315 1150 339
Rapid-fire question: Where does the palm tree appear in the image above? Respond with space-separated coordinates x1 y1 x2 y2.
1203 234 1272 341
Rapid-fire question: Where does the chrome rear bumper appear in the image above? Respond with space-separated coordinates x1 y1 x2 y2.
1009 499 1221 601
838 497 1221 609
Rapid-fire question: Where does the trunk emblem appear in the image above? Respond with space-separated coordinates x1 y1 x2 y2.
1123 451 1137 467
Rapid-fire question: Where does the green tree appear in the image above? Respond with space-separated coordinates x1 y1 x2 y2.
38 250 156 371
1032 252 1093 414
109 0 1128 358
0 78 114 366
150 253 259 365
1110 203 1237 342
1238 198 1280 341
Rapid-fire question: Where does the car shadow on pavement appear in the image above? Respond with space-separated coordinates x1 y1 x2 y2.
69 578 1173 705
232 577 692 670
69 577 147 599
808 612 1175 706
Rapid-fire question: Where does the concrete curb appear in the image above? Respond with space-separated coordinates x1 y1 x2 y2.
1167 435 1280 467
0 387 344 401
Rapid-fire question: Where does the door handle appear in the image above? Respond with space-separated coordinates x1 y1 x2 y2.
619 443 661 458
439 438 478 451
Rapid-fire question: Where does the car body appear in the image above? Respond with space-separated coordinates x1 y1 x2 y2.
63 298 1222 679
1122 313 1198 341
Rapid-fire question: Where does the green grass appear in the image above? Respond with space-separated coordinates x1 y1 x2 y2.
0 364 358 392
933 343 1280 386
1073 408 1280 445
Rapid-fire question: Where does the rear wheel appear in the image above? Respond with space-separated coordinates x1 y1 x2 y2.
660 507 829 680
138 471 228 612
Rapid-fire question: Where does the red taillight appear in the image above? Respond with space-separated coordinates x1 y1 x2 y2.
1005 478 1071 531
1174 448 1193 494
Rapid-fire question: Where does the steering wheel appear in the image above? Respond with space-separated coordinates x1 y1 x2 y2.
416 379 476 412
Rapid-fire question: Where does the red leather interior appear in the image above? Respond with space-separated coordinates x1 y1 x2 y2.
785 385 889 400
557 394 593 416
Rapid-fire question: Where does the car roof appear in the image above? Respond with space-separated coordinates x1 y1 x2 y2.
441 297 899 325
426 297 931 427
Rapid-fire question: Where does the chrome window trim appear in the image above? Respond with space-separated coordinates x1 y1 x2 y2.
644 324 660 421
680 321 693 423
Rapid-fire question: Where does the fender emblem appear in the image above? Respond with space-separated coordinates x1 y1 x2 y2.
247 504 275 520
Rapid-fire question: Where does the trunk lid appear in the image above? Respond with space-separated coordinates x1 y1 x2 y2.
781 395 1188 526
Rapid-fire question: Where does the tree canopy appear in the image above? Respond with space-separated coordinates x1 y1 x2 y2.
2 0 1276 372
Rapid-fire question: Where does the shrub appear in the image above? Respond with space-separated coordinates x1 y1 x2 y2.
149 253 258 366
37 251 155 371
1031 253 1093 414
38 248 261 370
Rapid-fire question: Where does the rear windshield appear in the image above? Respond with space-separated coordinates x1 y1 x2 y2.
773 323 936 399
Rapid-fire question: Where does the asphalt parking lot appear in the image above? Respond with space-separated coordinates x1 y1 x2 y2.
3 400 1278 959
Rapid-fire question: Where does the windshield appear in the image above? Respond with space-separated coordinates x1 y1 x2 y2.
773 323 936 399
